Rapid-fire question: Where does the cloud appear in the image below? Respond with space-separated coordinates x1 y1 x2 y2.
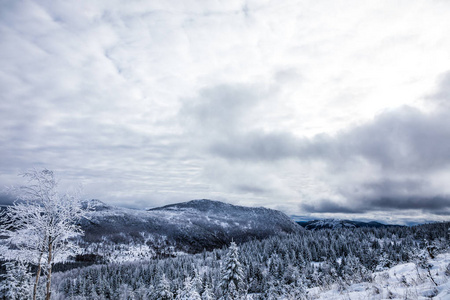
298 175 450 215
367 196 450 211
301 199 365 214
300 193 450 215
180 84 267 134
210 131 301 161
2 0 450 222
179 82 450 217
334 107 450 172
208 105 450 172
233 184 269 195
430 71 450 108
0 193 16 206
191 74 450 216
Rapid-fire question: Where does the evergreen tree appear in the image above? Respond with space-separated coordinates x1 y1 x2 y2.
0 261 33 300
201 283 214 300
176 276 201 300
264 276 284 300
155 274 173 300
225 281 240 300
191 267 203 294
220 241 246 299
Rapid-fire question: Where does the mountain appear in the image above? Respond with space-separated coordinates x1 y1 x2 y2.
297 218 400 230
77 199 301 261
81 199 112 211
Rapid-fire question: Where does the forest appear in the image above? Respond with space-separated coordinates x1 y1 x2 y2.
1 170 449 299
3 221 445 299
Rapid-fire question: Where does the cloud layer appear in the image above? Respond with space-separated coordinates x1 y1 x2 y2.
1 0 450 223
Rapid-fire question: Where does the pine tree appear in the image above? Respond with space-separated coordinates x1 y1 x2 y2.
191 267 203 294
186 278 201 300
155 274 173 300
201 283 214 300
176 276 201 300
0 261 33 300
264 277 283 300
118 284 135 300
220 241 246 300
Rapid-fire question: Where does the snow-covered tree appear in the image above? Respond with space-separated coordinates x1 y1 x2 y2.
155 274 173 300
220 241 246 300
118 284 135 300
176 276 201 300
191 267 203 294
0 261 33 300
201 283 214 300
0 169 88 300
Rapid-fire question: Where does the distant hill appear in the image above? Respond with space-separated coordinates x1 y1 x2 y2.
77 199 301 260
297 218 401 230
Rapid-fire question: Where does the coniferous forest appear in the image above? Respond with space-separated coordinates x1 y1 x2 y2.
3 221 445 299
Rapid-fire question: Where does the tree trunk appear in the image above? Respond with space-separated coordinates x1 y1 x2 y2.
428 269 438 286
45 241 53 300
33 251 44 300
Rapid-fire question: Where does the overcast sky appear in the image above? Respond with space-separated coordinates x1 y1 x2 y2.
1 0 450 224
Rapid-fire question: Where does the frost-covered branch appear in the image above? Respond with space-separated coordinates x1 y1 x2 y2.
0 169 88 300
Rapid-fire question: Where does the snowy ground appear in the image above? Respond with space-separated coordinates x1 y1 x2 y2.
308 251 450 300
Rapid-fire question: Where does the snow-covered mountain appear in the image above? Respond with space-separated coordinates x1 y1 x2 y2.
77 199 301 261
297 218 399 230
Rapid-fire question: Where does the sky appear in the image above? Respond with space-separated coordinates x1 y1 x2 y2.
1 0 450 224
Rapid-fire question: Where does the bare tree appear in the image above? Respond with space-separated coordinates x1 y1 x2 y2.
0 169 88 300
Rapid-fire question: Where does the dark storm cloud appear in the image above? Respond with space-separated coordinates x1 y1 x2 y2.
367 196 450 211
339 177 450 213
431 209 450 216
332 107 450 172
301 195 450 215
301 200 365 214
340 176 450 213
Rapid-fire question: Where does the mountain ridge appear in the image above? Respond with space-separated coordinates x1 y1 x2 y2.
297 218 402 230
76 198 301 260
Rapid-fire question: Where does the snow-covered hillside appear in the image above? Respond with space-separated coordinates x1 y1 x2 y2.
48 221 449 299
308 251 450 300
76 199 301 262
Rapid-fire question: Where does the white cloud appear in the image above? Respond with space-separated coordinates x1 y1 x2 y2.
1 0 450 221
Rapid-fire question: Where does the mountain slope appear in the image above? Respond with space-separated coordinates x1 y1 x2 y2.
79 199 301 257
297 218 399 230
309 251 450 299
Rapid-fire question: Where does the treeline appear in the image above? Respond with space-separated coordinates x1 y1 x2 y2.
45 222 449 299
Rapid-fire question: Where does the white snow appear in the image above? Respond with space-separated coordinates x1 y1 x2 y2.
307 251 450 300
